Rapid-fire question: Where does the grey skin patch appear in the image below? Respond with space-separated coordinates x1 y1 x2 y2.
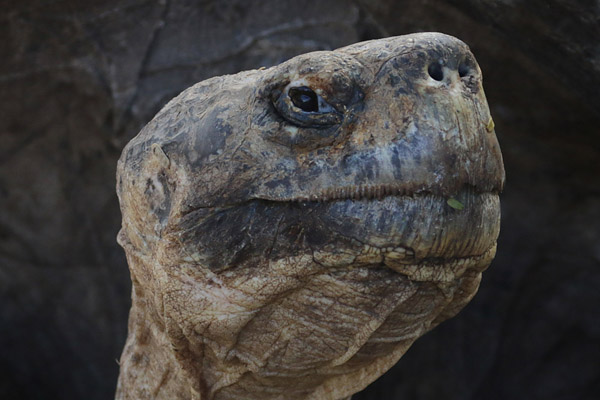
191 109 231 165
115 32 504 400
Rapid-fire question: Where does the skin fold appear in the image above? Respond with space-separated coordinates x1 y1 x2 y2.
115 32 504 400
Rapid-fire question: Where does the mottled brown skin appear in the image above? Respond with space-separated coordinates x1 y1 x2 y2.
115 32 504 400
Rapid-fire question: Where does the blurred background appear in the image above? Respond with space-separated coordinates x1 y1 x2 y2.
1 1 599 399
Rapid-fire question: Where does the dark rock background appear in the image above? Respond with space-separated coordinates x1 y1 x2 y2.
1 0 598 399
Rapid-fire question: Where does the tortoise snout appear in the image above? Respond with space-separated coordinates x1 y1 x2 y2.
371 33 482 92
426 52 479 84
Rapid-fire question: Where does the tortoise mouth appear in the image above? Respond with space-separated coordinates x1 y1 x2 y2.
172 187 500 274
287 183 497 203
291 183 416 202
300 187 500 261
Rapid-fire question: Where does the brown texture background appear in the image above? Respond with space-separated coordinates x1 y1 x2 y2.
1 1 598 399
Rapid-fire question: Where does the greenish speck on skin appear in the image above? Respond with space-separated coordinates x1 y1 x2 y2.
447 198 465 210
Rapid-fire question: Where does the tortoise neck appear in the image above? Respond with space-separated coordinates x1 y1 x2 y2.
115 284 199 400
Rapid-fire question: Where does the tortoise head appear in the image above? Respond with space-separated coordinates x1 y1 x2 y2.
116 32 504 400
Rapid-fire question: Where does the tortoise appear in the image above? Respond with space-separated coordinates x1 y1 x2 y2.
115 32 504 400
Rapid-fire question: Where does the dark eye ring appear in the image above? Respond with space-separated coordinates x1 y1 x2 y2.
272 83 341 128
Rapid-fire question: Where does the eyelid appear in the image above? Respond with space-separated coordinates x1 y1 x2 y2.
316 96 336 113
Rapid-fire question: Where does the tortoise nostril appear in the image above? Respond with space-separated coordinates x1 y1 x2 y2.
428 62 444 81
458 62 470 78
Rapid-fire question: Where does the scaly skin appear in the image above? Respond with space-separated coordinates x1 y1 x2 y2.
115 32 504 400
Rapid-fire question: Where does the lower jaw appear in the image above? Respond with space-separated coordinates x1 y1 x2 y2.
304 189 501 261
382 242 496 282
312 242 496 284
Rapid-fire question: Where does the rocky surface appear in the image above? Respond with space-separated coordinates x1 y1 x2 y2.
1 1 598 399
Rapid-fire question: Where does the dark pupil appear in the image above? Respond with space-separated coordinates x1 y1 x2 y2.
289 86 319 112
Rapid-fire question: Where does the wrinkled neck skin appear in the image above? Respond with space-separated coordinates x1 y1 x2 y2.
115 255 487 400
116 275 193 400
115 208 495 400
115 32 504 400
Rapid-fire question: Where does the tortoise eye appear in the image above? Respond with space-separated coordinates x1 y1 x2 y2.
289 86 319 112
272 83 341 128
